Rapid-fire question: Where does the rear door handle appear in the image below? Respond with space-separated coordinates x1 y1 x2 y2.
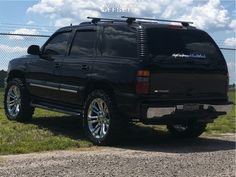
81 64 89 70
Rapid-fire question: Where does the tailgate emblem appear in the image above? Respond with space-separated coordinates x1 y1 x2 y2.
172 53 206 59
154 90 169 93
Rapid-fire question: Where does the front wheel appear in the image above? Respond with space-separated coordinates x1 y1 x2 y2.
83 90 122 145
4 78 34 122
167 123 207 138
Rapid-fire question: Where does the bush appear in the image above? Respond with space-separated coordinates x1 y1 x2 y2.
0 70 7 88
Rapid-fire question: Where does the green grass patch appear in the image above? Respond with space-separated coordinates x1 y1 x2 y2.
204 90 235 135
0 90 92 155
0 112 93 155
0 89 235 154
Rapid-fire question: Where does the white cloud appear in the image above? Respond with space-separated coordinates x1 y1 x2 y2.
27 0 232 30
0 44 27 53
54 17 74 27
11 28 39 35
229 20 236 32
180 0 230 30
27 0 102 27
224 38 236 47
27 20 35 25
9 28 39 40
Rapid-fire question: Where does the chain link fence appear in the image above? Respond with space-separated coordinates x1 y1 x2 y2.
0 33 50 87
0 33 235 87
221 49 236 87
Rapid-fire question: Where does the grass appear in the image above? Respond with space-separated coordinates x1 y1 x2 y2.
204 90 235 135
0 88 235 155
0 88 92 155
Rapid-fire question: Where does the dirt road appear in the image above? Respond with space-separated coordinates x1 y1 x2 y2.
0 134 235 177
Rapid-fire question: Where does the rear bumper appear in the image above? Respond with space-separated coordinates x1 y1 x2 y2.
147 103 233 118
115 92 233 124
142 102 234 124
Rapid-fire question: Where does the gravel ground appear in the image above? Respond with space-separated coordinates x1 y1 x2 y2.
0 134 235 177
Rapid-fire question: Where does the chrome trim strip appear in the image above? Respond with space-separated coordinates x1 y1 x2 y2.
60 88 77 93
28 79 80 94
29 82 78 94
30 83 58 90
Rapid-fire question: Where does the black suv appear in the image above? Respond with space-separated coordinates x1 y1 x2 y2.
4 16 233 144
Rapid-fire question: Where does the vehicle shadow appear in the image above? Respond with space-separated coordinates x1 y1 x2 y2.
116 123 235 153
30 115 235 153
30 115 85 140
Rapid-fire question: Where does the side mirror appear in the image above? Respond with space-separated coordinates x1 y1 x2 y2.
27 45 40 55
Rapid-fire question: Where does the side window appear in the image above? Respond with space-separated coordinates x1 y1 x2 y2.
70 30 97 56
43 32 70 55
102 26 137 58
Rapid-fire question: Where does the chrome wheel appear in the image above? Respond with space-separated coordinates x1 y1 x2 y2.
6 85 21 118
172 124 188 132
87 98 110 139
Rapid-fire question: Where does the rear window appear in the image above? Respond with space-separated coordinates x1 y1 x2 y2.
147 28 223 61
102 26 137 58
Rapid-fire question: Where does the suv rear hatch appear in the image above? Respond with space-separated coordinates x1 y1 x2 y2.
146 27 228 101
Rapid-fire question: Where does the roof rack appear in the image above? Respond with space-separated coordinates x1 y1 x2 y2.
121 16 193 26
87 17 125 24
87 16 194 27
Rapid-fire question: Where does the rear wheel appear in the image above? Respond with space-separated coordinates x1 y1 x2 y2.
167 122 206 138
83 90 123 145
4 78 34 122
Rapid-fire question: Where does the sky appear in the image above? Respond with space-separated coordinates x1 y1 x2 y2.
0 0 235 83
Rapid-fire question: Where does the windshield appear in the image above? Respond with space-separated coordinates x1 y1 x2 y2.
146 28 223 62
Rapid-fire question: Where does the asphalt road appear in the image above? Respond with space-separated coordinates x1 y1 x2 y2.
0 134 235 177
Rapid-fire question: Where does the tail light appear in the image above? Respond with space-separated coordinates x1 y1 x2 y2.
136 70 150 94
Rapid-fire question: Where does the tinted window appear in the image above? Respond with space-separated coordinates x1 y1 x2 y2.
44 32 70 55
102 26 137 58
147 28 222 61
70 30 96 56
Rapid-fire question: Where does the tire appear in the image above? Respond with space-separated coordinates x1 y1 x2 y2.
83 90 123 145
4 78 34 122
167 122 206 138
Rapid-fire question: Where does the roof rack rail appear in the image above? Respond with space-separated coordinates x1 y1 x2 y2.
121 16 193 26
87 17 125 24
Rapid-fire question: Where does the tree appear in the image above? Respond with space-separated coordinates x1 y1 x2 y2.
0 70 7 88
